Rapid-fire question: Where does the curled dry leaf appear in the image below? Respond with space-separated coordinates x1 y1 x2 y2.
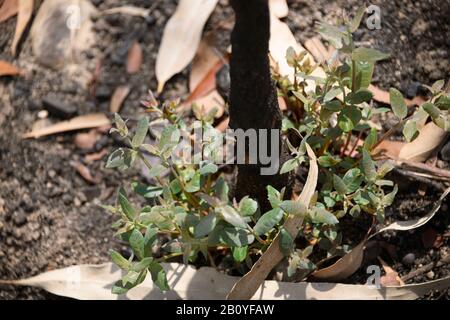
126 41 143 74
71 161 100 184
311 234 369 281
156 0 219 93
100 6 150 18
311 187 450 281
1 262 449 300
227 144 318 300
269 0 289 18
11 0 33 56
110 85 131 113
0 60 21 76
23 113 111 139
398 122 448 162
0 0 18 23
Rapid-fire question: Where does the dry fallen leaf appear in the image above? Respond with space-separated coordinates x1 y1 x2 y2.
269 0 289 18
11 0 33 56
2 262 449 300
0 0 18 23
398 122 448 162
74 129 101 150
0 60 21 76
378 257 404 287
311 187 450 281
189 37 223 95
126 41 143 74
71 161 100 184
84 149 108 163
100 6 150 18
109 85 131 113
156 0 218 93
227 144 318 300
23 113 111 139
312 235 368 281
369 85 426 107
304 37 331 63
189 36 220 93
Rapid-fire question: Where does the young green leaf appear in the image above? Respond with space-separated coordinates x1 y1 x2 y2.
113 113 128 137
280 200 307 216
364 128 377 150
343 168 363 192
253 208 284 235
146 164 167 178
148 262 170 291
129 229 145 260
194 212 218 238
199 163 218 175
267 185 282 208
350 6 366 32
333 174 348 195
349 89 373 104
280 158 301 174
324 88 342 103
238 197 258 217
131 117 149 149
106 149 125 169
352 48 390 63
109 250 130 270
389 88 408 120
309 207 339 225
218 206 247 229
403 120 418 142
132 182 164 198
118 189 137 220
361 149 377 181
232 246 248 263
279 227 294 257
382 185 398 207
112 270 146 294
131 257 154 272
144 227 158 257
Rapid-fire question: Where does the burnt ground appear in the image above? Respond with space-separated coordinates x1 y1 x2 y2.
0 0 449 299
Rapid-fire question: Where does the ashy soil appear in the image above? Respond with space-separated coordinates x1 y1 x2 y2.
0 0 449 299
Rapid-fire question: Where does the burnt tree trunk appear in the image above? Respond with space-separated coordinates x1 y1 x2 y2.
229 0 291 211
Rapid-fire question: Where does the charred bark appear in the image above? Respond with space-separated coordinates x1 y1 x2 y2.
229 0 291 211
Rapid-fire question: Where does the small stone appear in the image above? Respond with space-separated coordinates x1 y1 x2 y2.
42 96 77 119
74 197 82 207
37 110 49 119
13 212 27 226
0 221 4 231
426 271 435 280
402 253 416 265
